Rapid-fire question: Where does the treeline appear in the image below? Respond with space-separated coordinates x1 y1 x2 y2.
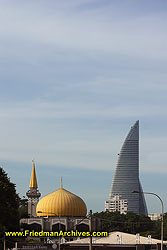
93 211 167 240
0 168 28 233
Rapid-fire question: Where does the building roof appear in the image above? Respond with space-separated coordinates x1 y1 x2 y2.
36 179 87 217
68 231 166 245
126 120 139 141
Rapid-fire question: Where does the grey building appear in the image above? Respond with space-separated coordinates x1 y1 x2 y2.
107 121 148 215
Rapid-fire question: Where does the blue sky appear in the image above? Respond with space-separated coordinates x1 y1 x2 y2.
1 0 167 213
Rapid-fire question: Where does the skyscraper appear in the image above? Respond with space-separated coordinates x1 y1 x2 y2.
106 121 148 215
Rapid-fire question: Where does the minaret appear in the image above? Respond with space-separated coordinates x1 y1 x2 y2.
26 160 41 217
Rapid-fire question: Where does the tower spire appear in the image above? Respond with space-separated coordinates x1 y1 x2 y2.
29 160 38 188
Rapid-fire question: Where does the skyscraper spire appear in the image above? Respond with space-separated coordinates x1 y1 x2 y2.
29 160 38 188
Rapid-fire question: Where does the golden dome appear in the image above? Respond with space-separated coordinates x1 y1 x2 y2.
36 183 87 217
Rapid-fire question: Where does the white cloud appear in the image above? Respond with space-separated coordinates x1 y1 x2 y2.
0 99 167 172
0 99 166 120
0 1 167 61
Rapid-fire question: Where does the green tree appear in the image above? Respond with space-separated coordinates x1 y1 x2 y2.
163 214 167 240
19 197 28 219
93 211 156 237
0 167 20 233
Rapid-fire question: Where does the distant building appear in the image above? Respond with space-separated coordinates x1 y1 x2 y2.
105 195 128 214
107 121 148 215
148 213 161 221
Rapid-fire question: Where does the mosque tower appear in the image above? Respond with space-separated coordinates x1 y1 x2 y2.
106 121 148 215
26 160 41 217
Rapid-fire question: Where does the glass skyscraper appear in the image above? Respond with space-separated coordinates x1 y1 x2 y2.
107 121 148 215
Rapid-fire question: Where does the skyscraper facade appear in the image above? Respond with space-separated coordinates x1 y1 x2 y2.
107 121 148 215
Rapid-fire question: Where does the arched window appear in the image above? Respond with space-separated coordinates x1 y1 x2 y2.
76 223 89 232
29 223 42 231
52 223 66 232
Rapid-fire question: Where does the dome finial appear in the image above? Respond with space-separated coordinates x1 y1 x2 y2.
61 176 63 189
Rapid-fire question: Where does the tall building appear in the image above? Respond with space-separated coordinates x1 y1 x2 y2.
106 121 148 215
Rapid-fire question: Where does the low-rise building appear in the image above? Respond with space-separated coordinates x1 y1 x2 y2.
105 195 128 214
63 231 166 250
148 213 161 221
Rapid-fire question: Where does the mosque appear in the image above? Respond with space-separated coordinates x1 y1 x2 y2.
20 161 100 233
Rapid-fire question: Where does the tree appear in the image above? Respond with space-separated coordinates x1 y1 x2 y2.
93 211 156 237
0 167 20 233
19 197 28 219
